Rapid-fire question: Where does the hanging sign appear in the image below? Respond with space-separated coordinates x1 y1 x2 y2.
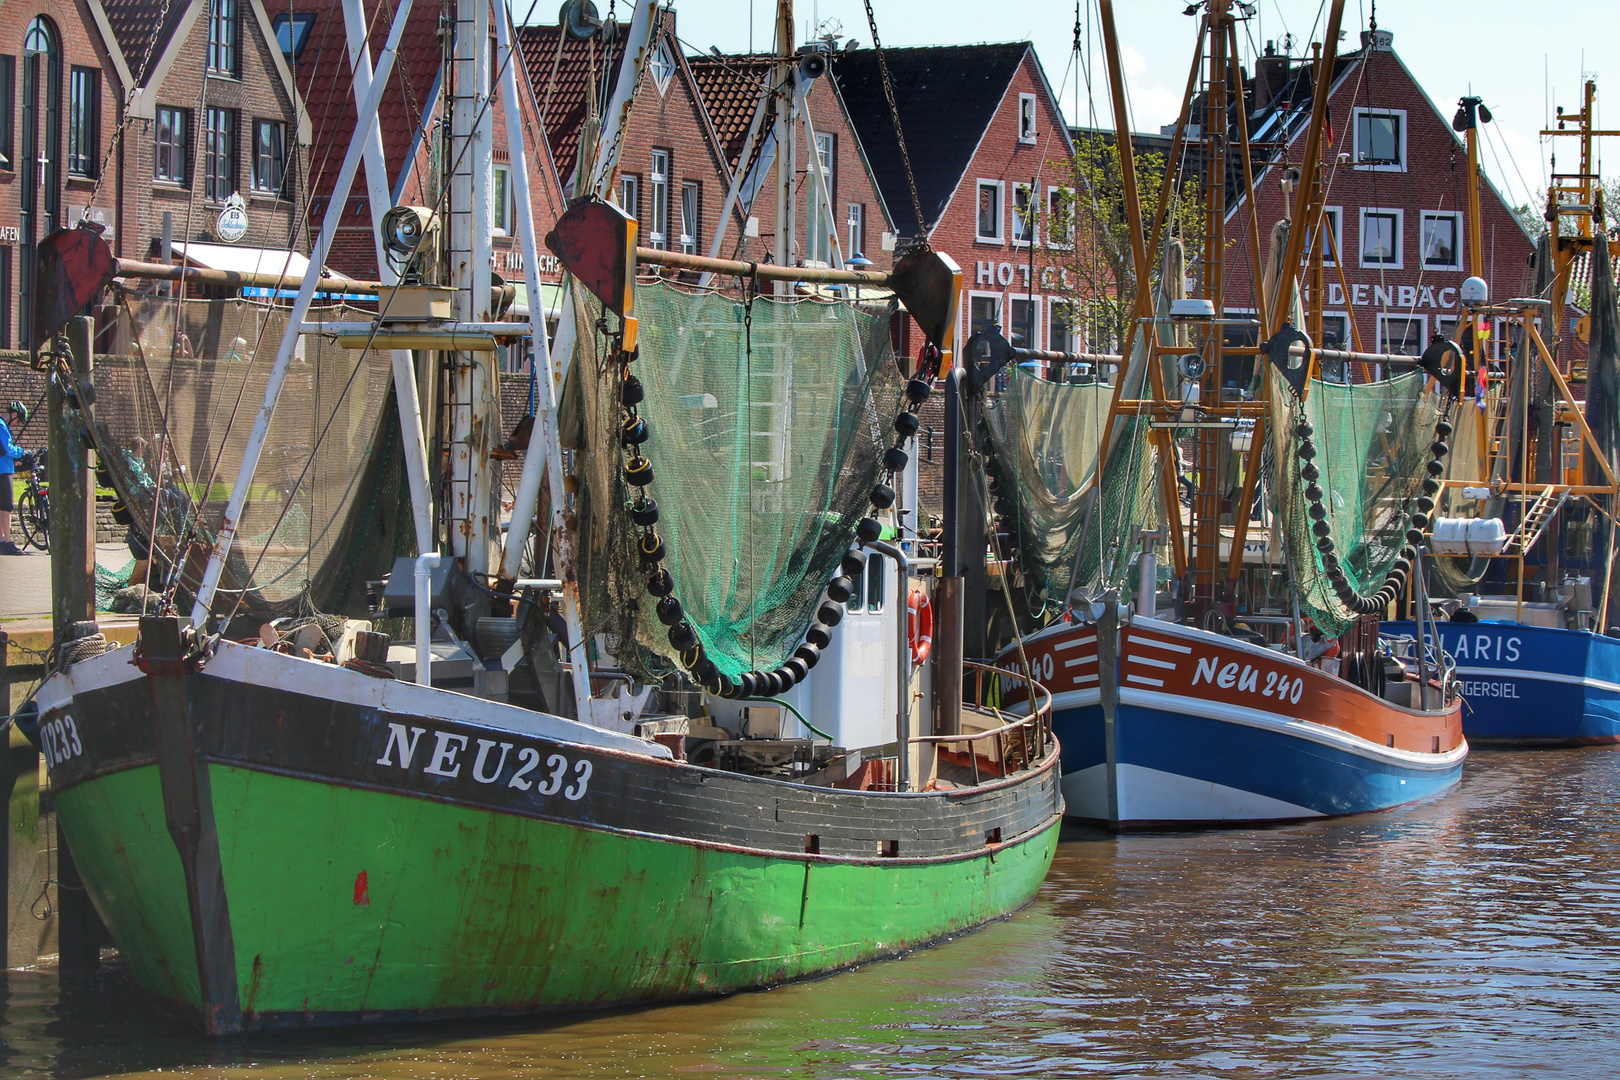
216 193 249 243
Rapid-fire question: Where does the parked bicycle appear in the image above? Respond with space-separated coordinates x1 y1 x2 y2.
16 448 49 552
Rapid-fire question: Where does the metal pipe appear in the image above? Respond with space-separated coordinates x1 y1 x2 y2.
190 0 418 626
114 258 378 294
414 551 441 686
635 246 894 287
299 321 534 337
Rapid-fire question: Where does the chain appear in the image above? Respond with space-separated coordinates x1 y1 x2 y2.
862 0 928 246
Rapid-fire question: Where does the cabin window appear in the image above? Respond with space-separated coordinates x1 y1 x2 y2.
1359 208 1402 269
680 181 699 254
208 0 240 77
866 553 885 613
648 149 669 249
976 180 1003 242
68 67 98 177
154 106 189 185
203 107 236 202
1378 314 1425 357
1011 184 1036 247
252 119 286 195
1422 211 1463 270
1353 107 1405 171
1018 93 1037 143
845 557 865 613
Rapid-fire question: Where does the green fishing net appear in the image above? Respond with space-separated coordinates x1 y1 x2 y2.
569 279 903 678
981 368 1111 613
1268 368 1447 635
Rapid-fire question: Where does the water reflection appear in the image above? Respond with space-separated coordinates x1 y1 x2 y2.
5 749 1619 1077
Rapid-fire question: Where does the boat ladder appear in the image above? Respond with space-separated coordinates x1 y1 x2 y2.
1503 484 1568 556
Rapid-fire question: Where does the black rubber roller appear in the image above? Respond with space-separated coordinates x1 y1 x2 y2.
647 567 674 596
856 518 883 544
656 595 684 626
795 644 821 669
883 448 909 472
870 483 896 509
826 576 854 603
816 602 845 627
806 625 831 649
894 411 921 438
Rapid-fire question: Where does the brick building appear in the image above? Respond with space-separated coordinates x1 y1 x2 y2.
298 0 569 295
97 0 309 272
835 43 1078 355
0 0 126 348
1221 29 1536 369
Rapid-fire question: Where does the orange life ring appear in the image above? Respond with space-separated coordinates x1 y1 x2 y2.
907 587 933 664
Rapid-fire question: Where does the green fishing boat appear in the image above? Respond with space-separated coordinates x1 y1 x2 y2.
32 0 1060 1034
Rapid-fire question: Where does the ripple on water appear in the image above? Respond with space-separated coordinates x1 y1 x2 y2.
3 749 1619 1078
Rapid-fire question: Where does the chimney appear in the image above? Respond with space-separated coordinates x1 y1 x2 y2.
1253 40 1290 111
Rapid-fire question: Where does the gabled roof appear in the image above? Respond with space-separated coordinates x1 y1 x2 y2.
290 0 442 221
686 55 772 172
832 43 1030 237
517 23 627 187
100 0 191 84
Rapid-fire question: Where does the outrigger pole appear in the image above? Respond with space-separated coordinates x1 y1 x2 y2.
190 0 419 626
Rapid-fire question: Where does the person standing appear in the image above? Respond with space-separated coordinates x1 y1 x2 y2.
0 401 31 555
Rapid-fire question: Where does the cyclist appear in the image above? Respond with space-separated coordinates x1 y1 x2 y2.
0 401 31 555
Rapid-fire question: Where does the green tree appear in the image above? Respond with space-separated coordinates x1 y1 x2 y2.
1047 132 1203 355
1512 178 1620 240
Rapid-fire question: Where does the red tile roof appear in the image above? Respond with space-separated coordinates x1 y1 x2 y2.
289 0 445 274
516 23 626 186
686 55 774 172
101 0 191 84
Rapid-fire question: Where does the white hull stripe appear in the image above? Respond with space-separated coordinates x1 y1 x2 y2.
1072 673 1099 685
1128 655 1177 670
1064 655 1097 667
1117 686 1467 771
1055 634 1097 651
1129 634 1193 654
1124 674 1165 687
1454 666 1620 696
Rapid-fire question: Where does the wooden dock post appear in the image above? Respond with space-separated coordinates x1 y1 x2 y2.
51 315 106 973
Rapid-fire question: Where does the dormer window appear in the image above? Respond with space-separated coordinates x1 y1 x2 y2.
272 13 316 62
650 40 675 96
1018 93 1037 143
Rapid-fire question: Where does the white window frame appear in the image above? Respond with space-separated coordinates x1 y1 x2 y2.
1359 206 1404 270
649 150 669 249
649 40 675 97
1314 205 1343 266
1352 106 1407 172
680 180 699 255
1008 296 1039 351
1046 185 1074 249
1319 311 1352 349
1018 93 1037 143
1420 209 1464 271
1047 297 1074 357
1011 184 1037 247
1377 313 1426 357
619 173 639 219
846 202 864 258
967 290 1003 345
976 179 1004 243
492 164 511 236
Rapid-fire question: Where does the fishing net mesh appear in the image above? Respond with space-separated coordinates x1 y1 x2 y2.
88 291 409 620
1268 368 1445 636
981 369 1111 612
568 279 903 678
1429 389 1495 595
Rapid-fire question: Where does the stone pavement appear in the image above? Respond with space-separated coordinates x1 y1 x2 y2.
0 544 137 620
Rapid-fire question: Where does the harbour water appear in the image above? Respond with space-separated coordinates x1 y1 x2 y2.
4 747 1618 1078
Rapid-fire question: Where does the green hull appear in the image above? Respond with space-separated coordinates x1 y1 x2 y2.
60 762 1058 1024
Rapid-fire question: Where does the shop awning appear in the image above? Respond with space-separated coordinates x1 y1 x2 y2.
172 242 363 299
509 281 567 320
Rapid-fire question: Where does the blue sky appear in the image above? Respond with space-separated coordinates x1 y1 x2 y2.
653 1 1620 213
